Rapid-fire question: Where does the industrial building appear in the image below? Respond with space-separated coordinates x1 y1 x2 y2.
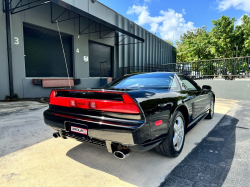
0 0 176 100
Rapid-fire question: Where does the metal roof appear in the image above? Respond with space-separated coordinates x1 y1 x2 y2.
3 0 144 44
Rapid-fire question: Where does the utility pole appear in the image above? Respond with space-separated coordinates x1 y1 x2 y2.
5 0 14 99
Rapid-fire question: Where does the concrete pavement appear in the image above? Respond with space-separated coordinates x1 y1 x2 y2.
160 100 250 187
0 105 52 157
0 99 238 187
0 101 48 116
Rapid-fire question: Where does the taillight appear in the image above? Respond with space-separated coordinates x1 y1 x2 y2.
49 90 140 114
49 90 56 104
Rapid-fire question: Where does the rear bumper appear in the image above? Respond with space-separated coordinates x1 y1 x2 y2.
44 109 163 151
88 129 134 145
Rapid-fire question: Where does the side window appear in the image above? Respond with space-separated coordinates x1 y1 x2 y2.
170 76 181 90
178 76 198 91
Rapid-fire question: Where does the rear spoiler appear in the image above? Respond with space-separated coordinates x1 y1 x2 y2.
49 90 141 114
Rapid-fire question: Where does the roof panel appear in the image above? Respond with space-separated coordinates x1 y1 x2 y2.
51 0 144 42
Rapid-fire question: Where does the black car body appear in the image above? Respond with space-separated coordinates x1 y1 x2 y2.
44 72 215 158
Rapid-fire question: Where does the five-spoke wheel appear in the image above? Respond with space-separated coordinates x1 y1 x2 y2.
173 117 185 152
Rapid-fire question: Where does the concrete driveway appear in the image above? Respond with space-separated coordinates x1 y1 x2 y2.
0 99 238 187
161 100 250 187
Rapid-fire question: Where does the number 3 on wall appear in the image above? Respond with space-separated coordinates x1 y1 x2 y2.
14 37 19 45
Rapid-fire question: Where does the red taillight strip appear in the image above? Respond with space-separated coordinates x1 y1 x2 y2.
49 90 140 114
54 113 137 129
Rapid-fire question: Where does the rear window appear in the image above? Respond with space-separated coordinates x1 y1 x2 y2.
103 73 179 90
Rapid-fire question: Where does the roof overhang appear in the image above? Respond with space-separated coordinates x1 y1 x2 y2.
3 0 144 45
51 0 144 42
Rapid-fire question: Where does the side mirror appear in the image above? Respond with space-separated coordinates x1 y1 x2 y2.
202 85 212 92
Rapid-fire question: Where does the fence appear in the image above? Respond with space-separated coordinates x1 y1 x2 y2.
119 56 250 80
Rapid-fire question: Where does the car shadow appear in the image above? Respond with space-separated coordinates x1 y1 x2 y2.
66 141 172 186
66 114 238 187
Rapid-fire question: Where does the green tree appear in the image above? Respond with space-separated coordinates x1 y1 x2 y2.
235 15 250 56
165 40 173 46
210 16 236 58
176 40 189 62
176 15 250 62
176 26 214 62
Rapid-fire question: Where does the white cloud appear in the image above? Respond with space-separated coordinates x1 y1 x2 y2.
235 15 243 25
217 0 250 12
126 5 148 15
182 8 186 15
235 14 248 25
150 23 159 33
144 0 160 3
126 5 196 41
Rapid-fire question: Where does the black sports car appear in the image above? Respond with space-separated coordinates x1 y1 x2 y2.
44 72 215 159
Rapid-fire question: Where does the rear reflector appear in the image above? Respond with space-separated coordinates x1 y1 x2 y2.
155 120 163 126
70 100 76 107
90 101 96 109
49 90 140 114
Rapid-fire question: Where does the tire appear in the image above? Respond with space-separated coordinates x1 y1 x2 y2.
205 98 214 119
155 111 186 157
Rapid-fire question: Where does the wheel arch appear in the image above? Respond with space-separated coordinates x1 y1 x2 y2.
173 104 189 127
212 93 215 102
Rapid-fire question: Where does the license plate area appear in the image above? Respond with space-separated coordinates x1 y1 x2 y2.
68 122 88 139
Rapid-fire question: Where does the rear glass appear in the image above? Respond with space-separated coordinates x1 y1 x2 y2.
104 73 179 90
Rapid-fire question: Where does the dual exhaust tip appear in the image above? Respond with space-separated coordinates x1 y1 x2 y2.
53 132 130 159
53 131 67 139
113 147 131 159
53 132 60 138
113 150 130 159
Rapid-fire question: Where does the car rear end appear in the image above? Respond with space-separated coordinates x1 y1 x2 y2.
44 89 150 159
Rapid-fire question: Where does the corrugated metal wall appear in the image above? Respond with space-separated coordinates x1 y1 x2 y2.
116 15 176 68
62 0 176 68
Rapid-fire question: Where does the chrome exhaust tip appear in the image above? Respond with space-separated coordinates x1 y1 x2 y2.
53 132 60 138
114 151 129 159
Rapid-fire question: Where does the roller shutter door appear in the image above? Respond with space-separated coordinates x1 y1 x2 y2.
89 42 112 77
23 23 73 77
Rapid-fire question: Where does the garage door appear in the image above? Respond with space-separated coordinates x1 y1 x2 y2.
23 23 73 77
89 42 112 77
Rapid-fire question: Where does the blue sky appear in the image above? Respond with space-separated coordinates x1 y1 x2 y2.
98 0 249 42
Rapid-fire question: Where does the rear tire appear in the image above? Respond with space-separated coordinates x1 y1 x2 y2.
205 98 214 119
155 111 186 157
